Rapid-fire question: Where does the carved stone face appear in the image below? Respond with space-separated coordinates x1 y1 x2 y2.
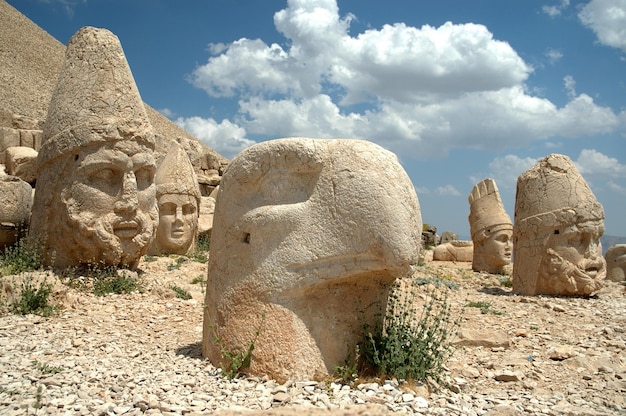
59 140 157 267
537 219 606 295
480 229 513 268
155 193 198 254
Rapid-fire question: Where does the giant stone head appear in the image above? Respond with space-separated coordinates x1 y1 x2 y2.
512 154 606 296
203 138 422 382
29 27 157 268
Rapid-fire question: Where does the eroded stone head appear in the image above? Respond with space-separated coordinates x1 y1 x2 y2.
203 138 422 381
512 154 606 296
29 27 157 268
468 178 513 273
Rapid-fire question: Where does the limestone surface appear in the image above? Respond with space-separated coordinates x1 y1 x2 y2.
203 138 422 382
468 178 513 274
28 27 157 268
605 244 626 282
513 154 606 296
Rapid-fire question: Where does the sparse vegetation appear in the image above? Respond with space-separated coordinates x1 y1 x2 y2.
191 275 206 285
499 276 512 288
170 284 192 300
360 281 461 385
167 256 186 271
32 360 63 375
92 268 141 296
467 300 501 315
0 237 42 277
10 276 56 316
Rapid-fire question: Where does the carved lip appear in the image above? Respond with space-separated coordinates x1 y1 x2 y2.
114 220 140 239
289 253 385 281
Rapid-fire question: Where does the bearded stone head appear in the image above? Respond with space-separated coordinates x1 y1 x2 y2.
29 27 157 268
512 154 606 296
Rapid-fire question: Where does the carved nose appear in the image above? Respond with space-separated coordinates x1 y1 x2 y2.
114 172 138 215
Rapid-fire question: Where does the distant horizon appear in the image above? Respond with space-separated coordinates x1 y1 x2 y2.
7 0 626 237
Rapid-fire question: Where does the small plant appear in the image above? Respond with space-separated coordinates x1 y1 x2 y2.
92 268 140 296
11 276 55 316
0 237 42 277
197 235 210 252
191 275 206 285
413 276 459 291
334 345 360 384
143 255 157 262
167 256 187 271
499 276 512 288
211 312 264 380
360 281 461 385
170 284 192 300
467 300 501 315
34 385 43 409
32 360 63 375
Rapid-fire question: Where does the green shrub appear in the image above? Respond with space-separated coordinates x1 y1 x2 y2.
11 276 55 316
0 238 42 277
92 268 140 296
467 300 501 315
360 281 461 385
170 284 192 300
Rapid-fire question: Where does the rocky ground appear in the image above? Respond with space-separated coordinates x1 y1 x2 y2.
0 252 625 416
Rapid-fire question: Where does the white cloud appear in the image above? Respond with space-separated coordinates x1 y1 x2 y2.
542 0 570 17
579 0 626 52
607 180 626 195
563 75 576 99
545 48 563 64
575 148 626 177
183 0 623 160
435 184 461 196
174 116 256 159
487 154 538 190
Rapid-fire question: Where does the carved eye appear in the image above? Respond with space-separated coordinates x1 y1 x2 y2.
159 202 177 216
135 166 155 190
182 203 197 216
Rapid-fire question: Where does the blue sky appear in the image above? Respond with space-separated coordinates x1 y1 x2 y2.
9 0 626 237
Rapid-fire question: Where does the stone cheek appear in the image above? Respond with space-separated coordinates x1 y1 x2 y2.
203 138 422 382
605 244 626 283
0 174 32 250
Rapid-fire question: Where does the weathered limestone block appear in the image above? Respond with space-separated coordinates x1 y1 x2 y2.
19 129 42 150
29 27 157 268
149 144 201 256
0 127 20 164
468 178 513 274
605 244 626 282
198 195 216 239
203 138 422 382
0 172 33 250
5 146 38 184
432 240 473 262
513 154 606 296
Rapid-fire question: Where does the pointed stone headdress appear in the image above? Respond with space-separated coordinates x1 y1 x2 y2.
468 178 512 242
38 26 154 169
155 143 201 204
514 154 604 233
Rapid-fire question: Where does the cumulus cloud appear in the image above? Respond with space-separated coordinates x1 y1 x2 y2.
183 0 622 160
545 48 563 64
579 0 626 52
575 148 626 177
486 154 538 190
175 116 256 159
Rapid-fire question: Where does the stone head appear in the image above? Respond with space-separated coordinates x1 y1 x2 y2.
468 178 513 273
512 154 606 296
203 138 422 381
149 144 201 255
605 244 626 282
29 27 157 268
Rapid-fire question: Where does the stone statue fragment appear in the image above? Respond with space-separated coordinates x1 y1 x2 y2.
203 138 422 382
512 154 606 296
468 178 513 274
605 244 626 282
432 240 473 262
29 27 157 268
0 170 33 250
149 144 201 255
